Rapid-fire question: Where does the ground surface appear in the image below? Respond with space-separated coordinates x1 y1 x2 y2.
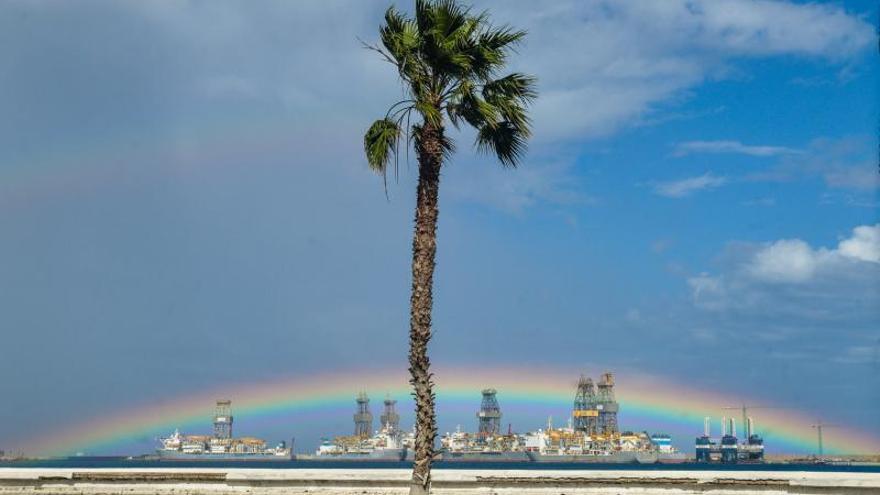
2 468 880 494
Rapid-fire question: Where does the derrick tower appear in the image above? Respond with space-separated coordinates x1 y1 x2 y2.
353 392 373 438
477 388 502 438
596 372 619 436
380 395 400 434
572 375 598 435
213 399 233 439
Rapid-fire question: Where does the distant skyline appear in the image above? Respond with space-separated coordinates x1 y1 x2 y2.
1 0 878 456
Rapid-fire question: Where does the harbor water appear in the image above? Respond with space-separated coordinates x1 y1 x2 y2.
2 458 879 473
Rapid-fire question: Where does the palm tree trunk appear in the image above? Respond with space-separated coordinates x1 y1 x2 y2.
409 123 443 495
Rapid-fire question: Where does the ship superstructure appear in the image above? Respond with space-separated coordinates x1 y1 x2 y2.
157 400 291 460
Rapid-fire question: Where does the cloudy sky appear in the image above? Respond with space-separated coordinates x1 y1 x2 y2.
0 0 877 455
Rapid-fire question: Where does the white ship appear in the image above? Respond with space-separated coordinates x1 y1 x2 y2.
157 429 291 461
522 418 686 463
523 374 686 464
436 425 528 461
305 394 412 461
155 400 292 461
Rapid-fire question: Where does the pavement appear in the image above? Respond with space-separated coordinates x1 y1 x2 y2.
1 467 879 494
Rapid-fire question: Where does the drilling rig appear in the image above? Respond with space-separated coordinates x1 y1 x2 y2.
572 375 598 436
477 388 503 439
595 372 620 440
380 395 400 435
353 392 373 438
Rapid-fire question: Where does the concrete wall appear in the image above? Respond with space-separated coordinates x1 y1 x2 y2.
1 468 879 494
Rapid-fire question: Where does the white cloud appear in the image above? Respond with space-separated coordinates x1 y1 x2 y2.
681 0 873 58
688 273 725 297
673 140 801 157
444 153 592 213
1 0 873 215
660 137 876 204
823 166 880 191
653 173 727 198
838 224 880 263
746 225 880 283
746 137 878 192
747 239 824 282
491 0 874 141
687 224 880 319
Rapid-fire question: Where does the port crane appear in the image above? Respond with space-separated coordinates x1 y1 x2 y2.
810 421 837 457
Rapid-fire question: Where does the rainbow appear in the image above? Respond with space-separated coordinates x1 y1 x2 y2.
25 365 880 456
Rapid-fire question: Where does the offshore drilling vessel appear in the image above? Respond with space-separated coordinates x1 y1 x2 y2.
436 389 528 461
523 373 686 463
307 393 413 461
156 400 292 461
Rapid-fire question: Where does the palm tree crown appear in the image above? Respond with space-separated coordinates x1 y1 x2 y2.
365 0 537 173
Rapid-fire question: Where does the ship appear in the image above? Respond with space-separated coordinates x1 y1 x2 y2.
304 393 411 461
156 429 292 461
522 425 685 463
306 433 408 461
522 374 686 464
436 425 528 462
155 400 292 461
419 389 529 462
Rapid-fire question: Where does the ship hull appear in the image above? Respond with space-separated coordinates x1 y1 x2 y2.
526 451 686 463
156 451 293 461
435 451 529 462
302 448 407 461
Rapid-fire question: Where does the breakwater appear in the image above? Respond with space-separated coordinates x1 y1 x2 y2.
2 468 880 494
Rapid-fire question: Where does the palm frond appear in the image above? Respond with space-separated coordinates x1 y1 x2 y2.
447 81 498 129
466 26 527 79
364 118 402 174
476 121 527 168
482 73 537 103
430 0 470 39
414 100 444 128
380 7 425 85
479 25 527 52
414 0 433 35
482 73 536 135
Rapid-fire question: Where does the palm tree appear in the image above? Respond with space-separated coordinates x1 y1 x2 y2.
363 1 535 493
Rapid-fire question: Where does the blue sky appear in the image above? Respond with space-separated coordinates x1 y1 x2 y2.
0 0 877 455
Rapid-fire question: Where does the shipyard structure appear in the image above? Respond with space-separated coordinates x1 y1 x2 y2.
156 400 291 460
695 416 764 463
